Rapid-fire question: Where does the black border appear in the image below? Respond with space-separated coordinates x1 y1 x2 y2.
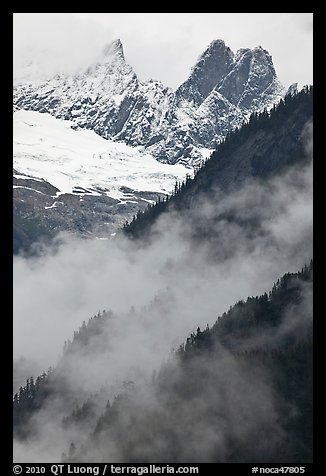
9 11 318 473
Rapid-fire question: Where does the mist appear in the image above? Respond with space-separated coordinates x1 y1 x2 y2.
81 349 290 463
13 147 312 462
14 155 312 376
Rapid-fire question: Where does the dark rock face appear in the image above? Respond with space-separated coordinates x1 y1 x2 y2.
13 39 285 166
176 40 235 104
216 47 281 111
13 173 164 254
123 88 313 240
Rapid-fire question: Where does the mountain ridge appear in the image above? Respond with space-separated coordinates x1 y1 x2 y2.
14 38 285 166
124 86 313 239
13 262 313 462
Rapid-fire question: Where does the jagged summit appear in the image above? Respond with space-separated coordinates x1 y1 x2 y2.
13 39 286 166
177 39 234 105
208 39 227 47
102 39 125 60
202 38 233 57
286 83 298 97
176 40 284 114
213 44 283 111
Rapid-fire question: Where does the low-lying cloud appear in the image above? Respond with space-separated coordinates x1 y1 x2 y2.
13 156 313 462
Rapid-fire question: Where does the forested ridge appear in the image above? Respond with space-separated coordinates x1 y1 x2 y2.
124 87 313 239
14 261 313 462
13 83 313 463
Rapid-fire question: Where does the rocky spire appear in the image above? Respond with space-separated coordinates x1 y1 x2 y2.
176 39 234 105
216 46 284 111
102 39 125 62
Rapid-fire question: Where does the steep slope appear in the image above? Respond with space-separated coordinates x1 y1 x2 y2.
14 39 285 166
13 263 313 462
124 87 313 239
84 264 312 463
13 110 189 253
176 39 235 105
215 46 284 111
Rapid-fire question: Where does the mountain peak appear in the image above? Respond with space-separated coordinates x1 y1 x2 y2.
14 38 287 167
285 83 298 97
216 45 284 112
235 46 272 62
207 39 227 49
176 39 234 105
102 39 125 61
200 39 233 61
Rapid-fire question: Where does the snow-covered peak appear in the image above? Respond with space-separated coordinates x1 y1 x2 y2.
84 38 133 79
215 44 285 112
235 46 273 65
176 39 284 115
176 39 234 105
13 39 286 166
200 39 234 60
250 47 275 69
102 39 125 61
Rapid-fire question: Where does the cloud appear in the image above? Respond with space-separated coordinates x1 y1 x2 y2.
13 148 312 461
77 350 287 463
13 13 313 89
13 149 313 372
14 161 312 376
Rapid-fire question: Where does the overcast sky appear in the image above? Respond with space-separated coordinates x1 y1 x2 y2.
13 13 313 91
